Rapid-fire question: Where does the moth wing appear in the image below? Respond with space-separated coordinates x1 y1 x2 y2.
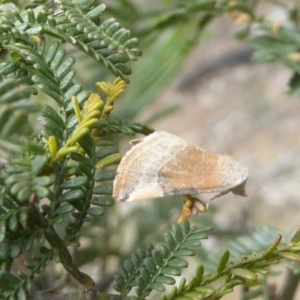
158 145 248 199
113 131 248 201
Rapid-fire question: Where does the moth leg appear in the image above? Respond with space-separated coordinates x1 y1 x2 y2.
177 195 208 224
129 138 143 146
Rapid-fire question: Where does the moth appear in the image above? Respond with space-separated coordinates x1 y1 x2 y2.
113 131 248 221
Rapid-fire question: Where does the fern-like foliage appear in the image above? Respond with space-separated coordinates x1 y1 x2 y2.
0 1 147 298
1 0 300 299
0 77 39 157
95 116 154 136
0 1 141 83
114 221 212 299
114 224 300 300
162 227 300 300
250 20 300 97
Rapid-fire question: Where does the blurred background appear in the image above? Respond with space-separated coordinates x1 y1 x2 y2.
77 0 300 298
26 0 300 298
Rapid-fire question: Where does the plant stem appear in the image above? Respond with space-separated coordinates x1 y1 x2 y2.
278 268 300 300
29 203 96 291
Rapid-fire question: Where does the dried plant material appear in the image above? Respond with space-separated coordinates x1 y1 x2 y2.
177 195 208 224
113 131 248 205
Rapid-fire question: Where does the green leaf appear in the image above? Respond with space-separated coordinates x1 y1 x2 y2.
38 83 63 104
1 111 30 137
0 241 9 259
173 249 195 257
179 240 202 249
87 4 106 19
115 272 126 284
52 215 63 224
195 285 216 294
195 265 204 283
167 258 188 268
40 246 51 254
0 83 32 104
26 25 43 35
107 53 129 64
69 199 84 211
56 57 76 77
64 84 82 101
94 170 117 181
38 115 64 139
3 197 18 209
69 152 93 167
149 282 165 292
36 10 47 24
0 272 20 292
49 47 65 70
37 232 45 244
217 250 230 273
143 257 157 274
184 291 203 299
113 283 121 292
60 70 75 89
231 268 258 282
165 232 176 249
288 72 300 96
182 220 190 234
96 153 122 169
123 259 134 273
8 214 18 231
152 249 164 266
23 236 35 251
156 275 175 285
55 203 74 214
0 221 5 243
10 182 26 196
92 184 113 195
141 268 150 283
131 253 140 266
10 238 23 258
44 41 60 64
172 223 183 242
87 207 104 216
161 267 181 276
9 99 40 112
77 134 93 158
189 226 211 235
184 234 206 242
73 0 94 11
124 38 139 48
159 244 170 257
91 196 115 207
251 50 274 63
41 104 65 128
0 77 21 96
42 204 51 214
94 139 116 147
59 189 84 202
17 287 27 300
95 146 119 160
33 176 53 186
0 63 18 77
116 268 127 280
34 186 50 199
61 177 87 189
116 63 131 75
251 35 296 53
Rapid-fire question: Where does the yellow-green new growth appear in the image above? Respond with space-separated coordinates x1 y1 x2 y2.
96 77 127 120
48 93 104 162
46 77 126 165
